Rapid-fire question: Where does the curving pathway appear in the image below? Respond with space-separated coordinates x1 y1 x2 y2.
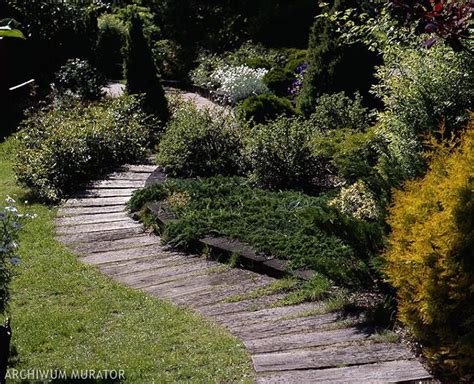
55 162 433 383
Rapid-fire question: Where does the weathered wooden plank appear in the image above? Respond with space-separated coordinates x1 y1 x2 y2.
245 327 374 354
91 180 145 189
99 254 196 276
144 268 264 301
253 343 412 373
56 212 129 226
232 313 357 341
256 359 432 384
108 172 151 181
57 220 140 235
173 277 274 309
81 244 167 265
115 261 216 289
214 303 322 328
197 294 287 317
56 227 145 244
58 205 126 217
122 164 157 173
72 235 158 254
64 196 130 208
73 189 136 198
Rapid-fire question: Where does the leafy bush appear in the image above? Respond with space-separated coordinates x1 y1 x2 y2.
244 57 272 70
284 49 307 72
52 59 106 101
374 44 473 181
308 92 371 131
237 94 297 125
374 45 473 137
15 96 152 202
129 177 383 290
96 14 128 79
190 53 224 88
329 180 380 221
384 120 474 379
210 65 269 104
311 128 380 183
157 101 244 177
244 116 323 190
263 67 295 97
5 0 103 90
124 15 169 123
0 196 32 312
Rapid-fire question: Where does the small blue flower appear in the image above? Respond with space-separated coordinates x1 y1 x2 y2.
10 258 20 266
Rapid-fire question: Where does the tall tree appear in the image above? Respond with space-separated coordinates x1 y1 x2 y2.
124 15 169 123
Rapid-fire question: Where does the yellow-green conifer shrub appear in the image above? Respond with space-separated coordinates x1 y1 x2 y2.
384 116 474 379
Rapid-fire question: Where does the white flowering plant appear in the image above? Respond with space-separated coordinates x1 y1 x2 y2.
0 196 34 312
210 65 269 104
329 181 380 221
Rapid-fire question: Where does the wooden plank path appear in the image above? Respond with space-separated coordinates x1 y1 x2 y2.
55 163 433 383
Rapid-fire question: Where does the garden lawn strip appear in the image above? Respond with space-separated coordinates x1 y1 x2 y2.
54 149 432 382
0 145 253 383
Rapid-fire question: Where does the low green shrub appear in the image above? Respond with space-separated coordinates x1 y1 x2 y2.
129 177 384 290
263 67 295 96
311 128 379 183
15 96 153 202
52 59 106 101
157 101 244 177
237 94 296 125
384 119 474 379
308 92 370 131
284 49 307 72
244 57 272 70
244 116 322 190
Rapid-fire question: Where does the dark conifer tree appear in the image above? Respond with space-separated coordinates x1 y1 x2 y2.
298 0 380 115
124 15 169 123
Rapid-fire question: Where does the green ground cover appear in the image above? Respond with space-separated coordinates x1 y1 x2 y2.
129 176 384 294
0 140 253 383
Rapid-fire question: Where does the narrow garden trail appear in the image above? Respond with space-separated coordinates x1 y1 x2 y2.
55 91 433 383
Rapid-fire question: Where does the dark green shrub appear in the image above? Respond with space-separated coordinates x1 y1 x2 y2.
96 14 127 79
263 67 295 97
308 92 371 131
157 101 244 178
244 57 272 69
238 94 296 125
53 58 106 101
244 116 323 190
124 14 169 123
5 0 104 90
298 0 379 115
384 119 474 379
284 49 307 72
15 96 152 202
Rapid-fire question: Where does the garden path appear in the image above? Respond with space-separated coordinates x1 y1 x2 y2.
56 173 433 383
55 90 433 383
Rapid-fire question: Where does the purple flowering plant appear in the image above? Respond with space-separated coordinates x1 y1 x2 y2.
289 63 309 96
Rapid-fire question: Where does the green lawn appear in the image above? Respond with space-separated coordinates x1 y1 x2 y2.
0 140 253 383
